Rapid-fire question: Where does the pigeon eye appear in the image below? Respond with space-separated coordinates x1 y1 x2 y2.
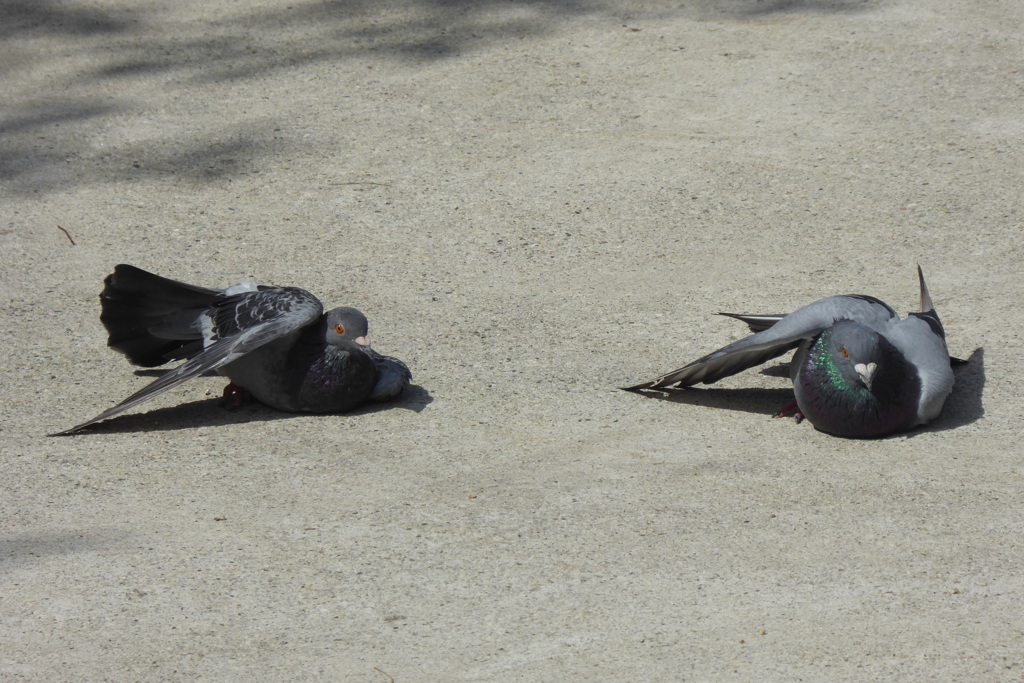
840 347 849 358
334 323 345 335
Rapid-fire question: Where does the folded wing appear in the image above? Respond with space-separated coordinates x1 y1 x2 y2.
367 349 412 402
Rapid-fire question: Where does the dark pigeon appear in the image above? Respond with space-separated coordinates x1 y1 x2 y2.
53 265 410 435
624 267 955 438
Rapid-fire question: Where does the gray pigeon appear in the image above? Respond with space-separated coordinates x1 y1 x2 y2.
52 265 411 435
624 267 955 438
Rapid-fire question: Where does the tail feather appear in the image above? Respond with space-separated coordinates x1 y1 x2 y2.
917 264 934 313
100 264 220 367
909 265 945 340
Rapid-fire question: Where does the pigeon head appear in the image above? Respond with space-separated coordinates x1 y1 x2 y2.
794 320 922 438
325 307 370 349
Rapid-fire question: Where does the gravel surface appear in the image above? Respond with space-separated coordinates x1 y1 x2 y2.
2 0 1021 679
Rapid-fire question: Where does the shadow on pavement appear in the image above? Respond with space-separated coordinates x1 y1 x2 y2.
0 527 134 565
52 384 432 435
2 0 878 194
625 384 795 417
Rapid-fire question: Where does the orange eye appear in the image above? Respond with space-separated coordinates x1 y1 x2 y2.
334 323 345 335
840 347 849 358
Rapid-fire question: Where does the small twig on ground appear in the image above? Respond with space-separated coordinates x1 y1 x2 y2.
57 225 76 245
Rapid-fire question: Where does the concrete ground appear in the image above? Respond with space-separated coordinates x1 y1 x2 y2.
2 0 1022 679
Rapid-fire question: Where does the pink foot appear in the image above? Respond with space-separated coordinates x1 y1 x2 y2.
222 382 252 409
773 398 804 424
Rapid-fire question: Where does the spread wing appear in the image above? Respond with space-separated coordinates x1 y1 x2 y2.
624 295 898 391
52 287 323 435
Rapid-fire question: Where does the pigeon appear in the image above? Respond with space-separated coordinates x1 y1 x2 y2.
624 267 955 438
52 264 411 435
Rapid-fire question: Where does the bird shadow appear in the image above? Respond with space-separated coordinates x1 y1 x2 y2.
351 383 434 416
627 381 796 417
55 383 433 435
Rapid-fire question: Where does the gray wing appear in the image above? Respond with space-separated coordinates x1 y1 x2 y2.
366 349 412 402
717 312 787 333
885 315 954 424
624 295 898 391
52 287 323 435
718 294 896 333
885 267 954 423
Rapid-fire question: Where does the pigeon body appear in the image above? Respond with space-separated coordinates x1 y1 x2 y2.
625 268 955 438
54 265 410 434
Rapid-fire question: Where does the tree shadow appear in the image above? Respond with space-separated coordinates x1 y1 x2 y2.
0 112 293 194
3 0 879 194
93 1 591 82
52 383 432 435
0 0 135 38
83 0 875 85
700 0 875 18
0 527 133 565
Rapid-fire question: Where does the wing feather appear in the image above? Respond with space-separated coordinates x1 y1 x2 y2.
52 287 323 435
366 349 412 402
624 295 898 391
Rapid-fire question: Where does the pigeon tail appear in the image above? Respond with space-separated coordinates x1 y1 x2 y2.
917 264 934 313
100 264 221 367
909 265 945 340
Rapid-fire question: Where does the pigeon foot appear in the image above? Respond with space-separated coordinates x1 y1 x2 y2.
222 382 252 409
773 398 805 424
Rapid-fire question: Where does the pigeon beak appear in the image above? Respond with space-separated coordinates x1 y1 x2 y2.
854 362 877 390
355 336 371 348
